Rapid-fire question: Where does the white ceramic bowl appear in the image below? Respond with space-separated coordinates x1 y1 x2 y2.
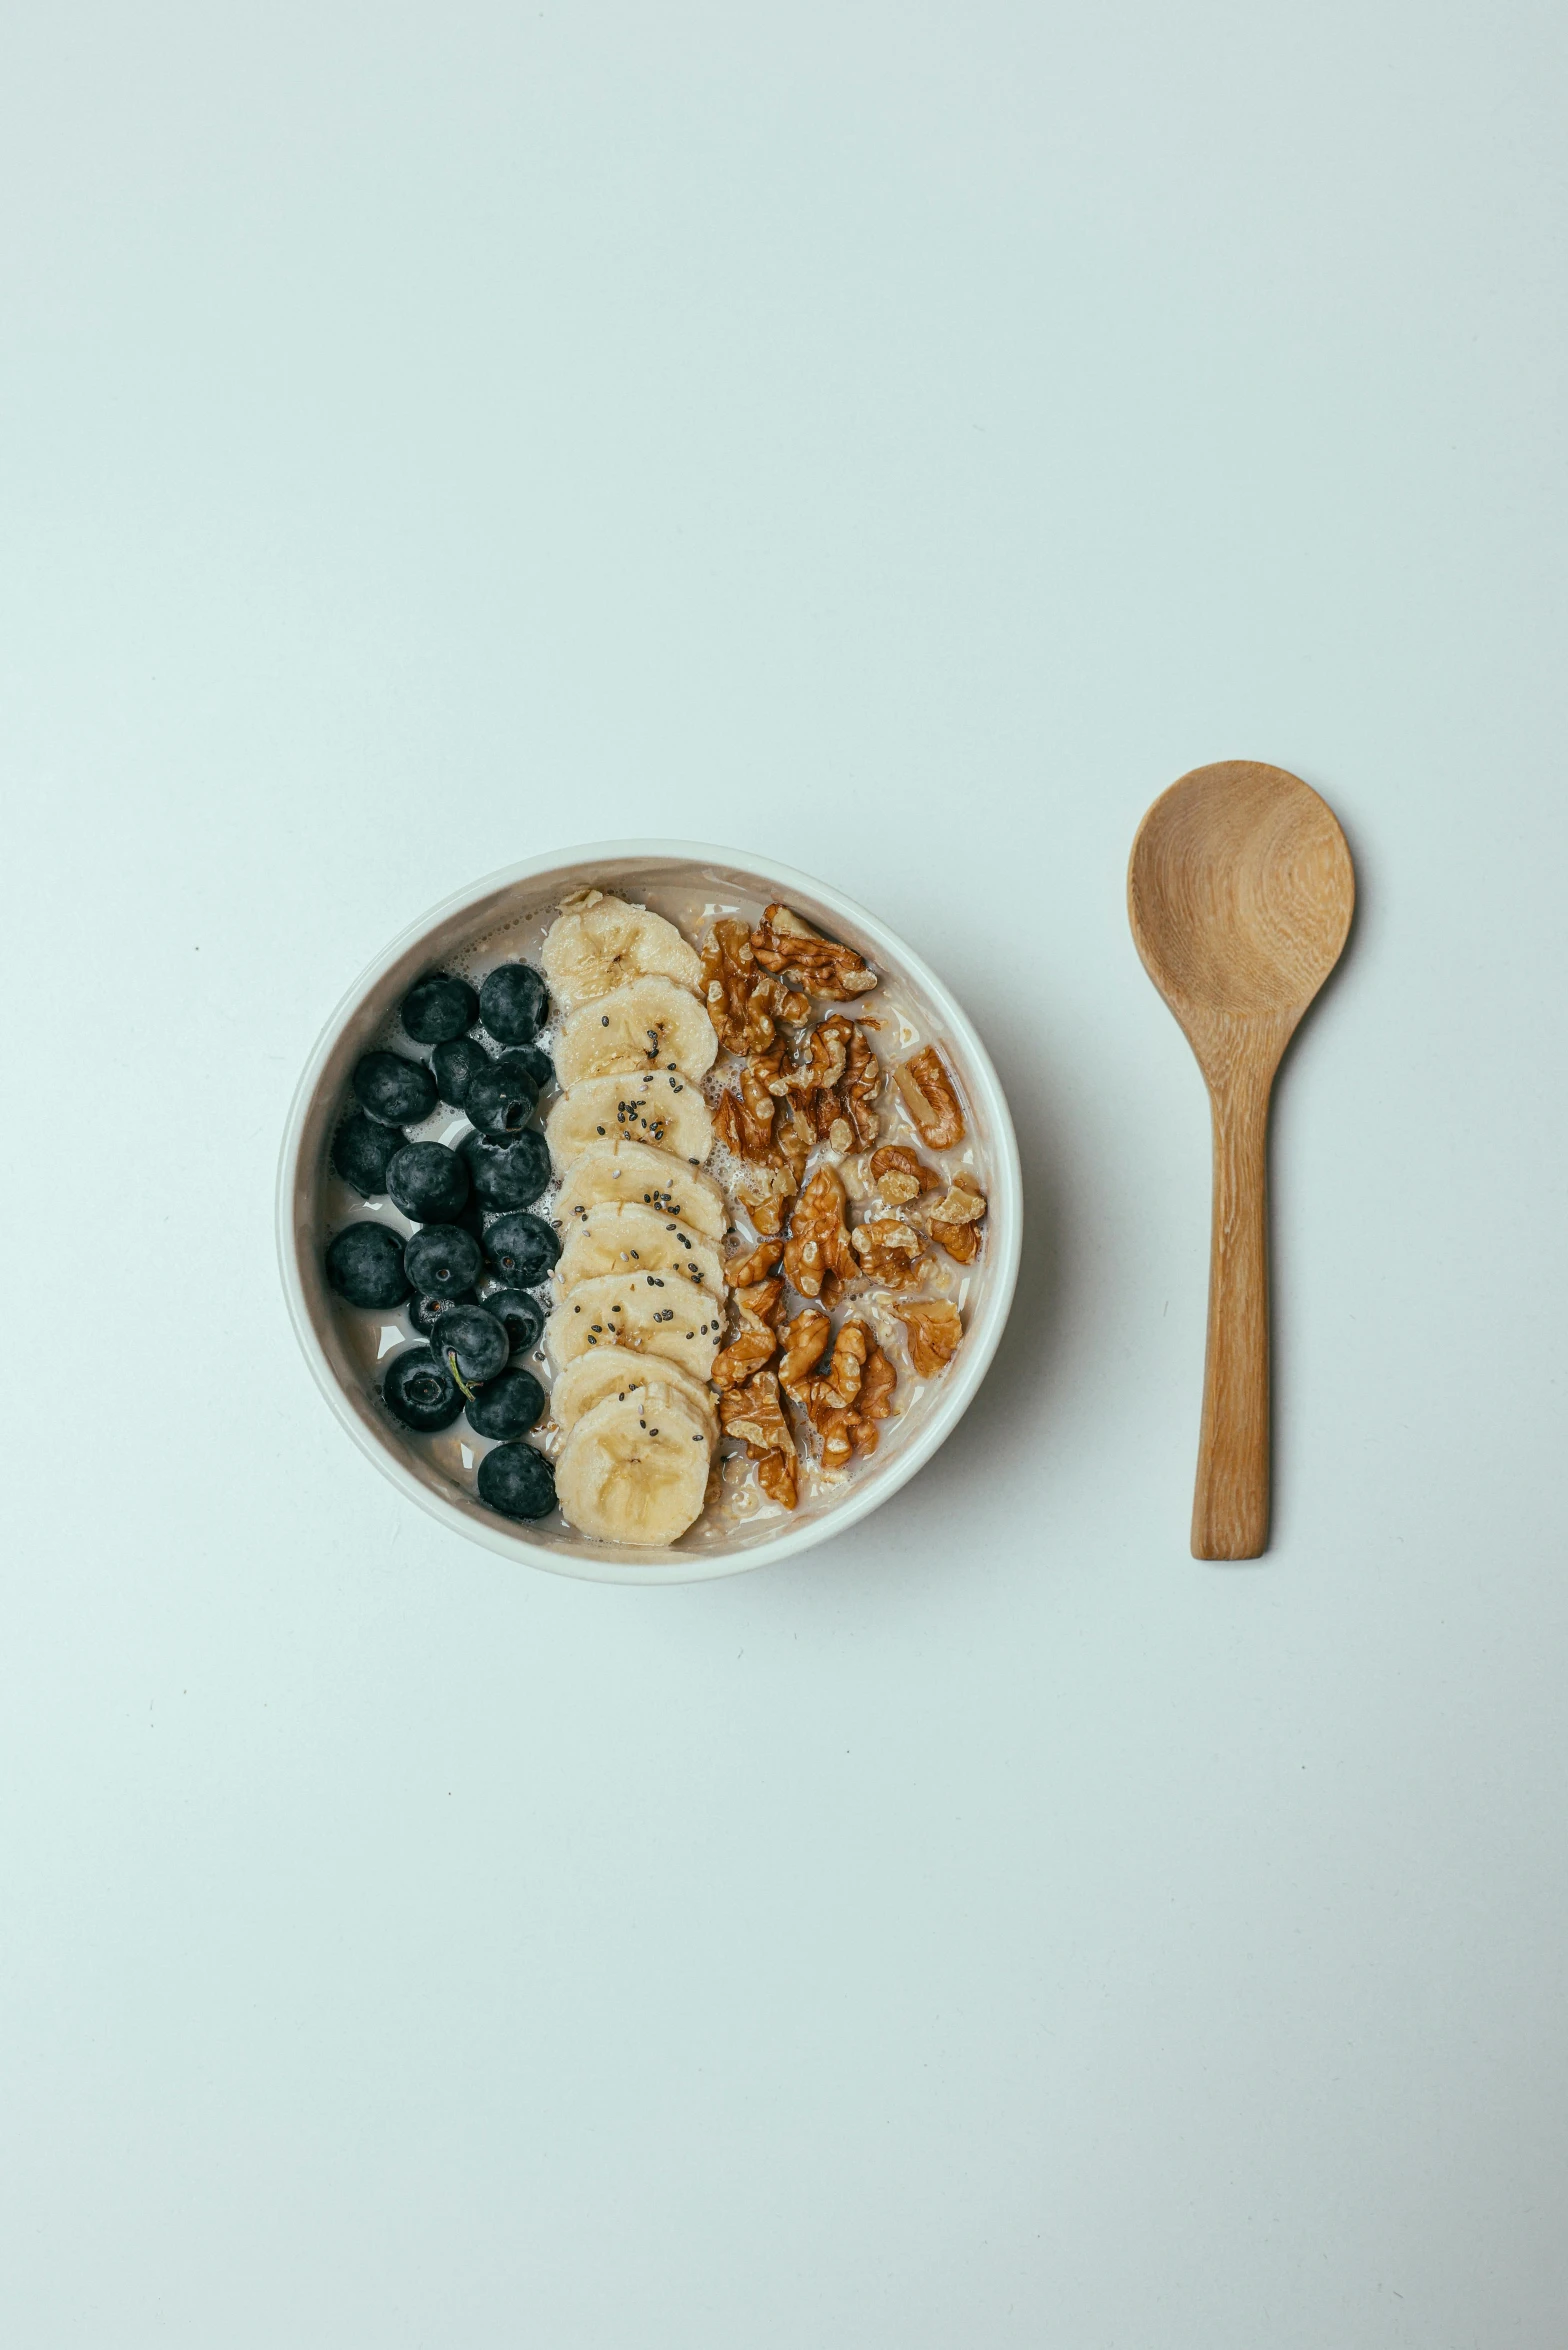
277 843 1022 1584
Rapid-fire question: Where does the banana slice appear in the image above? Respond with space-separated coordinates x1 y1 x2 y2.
544 1271 726 1381
556 1200 725 1298
546 1073 713 1173
556 1387 712 1546
554 1139 729 1241
555 977 718 1091
551 1351 719 1444
541 890 703 1010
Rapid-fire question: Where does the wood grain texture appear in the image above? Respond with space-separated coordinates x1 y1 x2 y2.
1128 761 1354 1560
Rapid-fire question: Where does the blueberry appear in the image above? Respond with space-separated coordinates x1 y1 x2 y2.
400 972 479 1045
409 1287 475 1339
465 1368 546 1441
477 1441 557 1520
481 1287 546 1357
331 1111 404 1197
497 1043 554 1091
353 1049 436 1126
466 1059 538 1137
404 1224 482 1298
326 1221 410 1309
431 1034 491 1108
479 962 548 1043
386 1141 469 1223
382 1345 464 1431
484 1211 560 1287
460 1128 550 1210
430 1303 510 1386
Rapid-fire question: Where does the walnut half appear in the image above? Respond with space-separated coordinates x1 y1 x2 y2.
712 1327 777 1389
726 1236 783 1287
849 1217 927 1288
778 1305 832 1397
712 1264 785 1389
719 1368 798 1509
928 1170 987 1265
751 904 878 1002
895 1298 964 1378
869 1144 940 1207
733 1164 795 1237
714 1045 783 1163
782 1166 858 1301
894 1044 966 1150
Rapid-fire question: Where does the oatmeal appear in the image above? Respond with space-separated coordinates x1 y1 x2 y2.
318 873 991 1550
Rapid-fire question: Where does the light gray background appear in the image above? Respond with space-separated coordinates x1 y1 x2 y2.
3 4 1565 2344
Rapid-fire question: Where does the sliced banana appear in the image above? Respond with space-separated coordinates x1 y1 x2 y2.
554 1139 729 1241
544 1271 726 1381
556 1387 712 1546
555 977 718 1091
551 1351 720 1444
534 892 729 1555
546 1073 713 1173
541 890 703 1011
556 1200 725 1298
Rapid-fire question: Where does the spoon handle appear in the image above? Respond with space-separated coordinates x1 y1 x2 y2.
1193 1075 1272 1558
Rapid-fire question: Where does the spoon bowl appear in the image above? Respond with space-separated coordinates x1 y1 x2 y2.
1130 760 1355 1039
1129 761 1354 1557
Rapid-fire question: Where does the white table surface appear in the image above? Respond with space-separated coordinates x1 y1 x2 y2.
4 6 1565 2344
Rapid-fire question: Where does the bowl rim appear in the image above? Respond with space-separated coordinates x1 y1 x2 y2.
276 840 1023 1585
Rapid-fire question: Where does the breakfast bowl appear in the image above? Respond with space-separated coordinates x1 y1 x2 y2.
276 843 1022 1585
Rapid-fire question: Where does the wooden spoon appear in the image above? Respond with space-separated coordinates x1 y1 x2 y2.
1128 761 1354 1559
